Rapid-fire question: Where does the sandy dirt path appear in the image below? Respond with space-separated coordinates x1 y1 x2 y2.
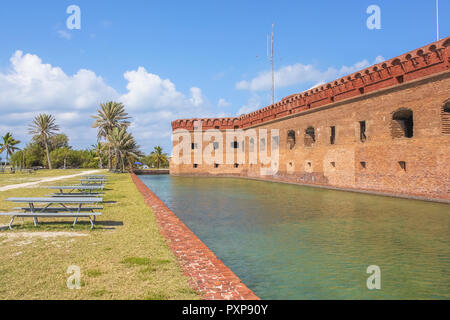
0 170 101 192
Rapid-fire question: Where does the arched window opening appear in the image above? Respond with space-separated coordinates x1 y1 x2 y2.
249 138 255 152
442 101 450 134
260 138 266 151
359 121 367 142
304 127 315 147
392 109 413 138
272 136 279 149
287 130 296 149
330 126 336 145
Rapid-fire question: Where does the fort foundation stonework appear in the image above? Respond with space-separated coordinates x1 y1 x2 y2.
170 38 450 202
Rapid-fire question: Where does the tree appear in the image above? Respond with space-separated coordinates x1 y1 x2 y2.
91 142 107 169
123 138 143 171
91 101 131 170
106 127 142 172
49 147 71 169
0 132 21 169
50 134 70 150
48 148 97 169
28 114 60 169
33 133 69 150
20 142 45 167
149 146 169 168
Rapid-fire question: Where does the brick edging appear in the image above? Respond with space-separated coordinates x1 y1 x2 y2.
130 173 260 300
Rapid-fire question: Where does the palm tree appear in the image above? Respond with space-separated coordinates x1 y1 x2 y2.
91 101 131 170
0 132 21 169
150 146 168 169
28 114 59 169
91 142 104 169
106 127 142 172
123 138 143 171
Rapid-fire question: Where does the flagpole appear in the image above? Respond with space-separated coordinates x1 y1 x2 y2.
436 0 439 41
271 24 274 106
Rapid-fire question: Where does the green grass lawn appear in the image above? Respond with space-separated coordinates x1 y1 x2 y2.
0 169 93 187
0 171 200 300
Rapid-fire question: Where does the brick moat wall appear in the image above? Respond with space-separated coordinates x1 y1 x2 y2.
170 38 450 202
130 173 259 300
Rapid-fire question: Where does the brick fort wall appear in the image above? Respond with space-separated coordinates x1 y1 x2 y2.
170 37 450 202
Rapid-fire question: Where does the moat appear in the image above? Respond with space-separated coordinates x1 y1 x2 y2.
139 175 450 299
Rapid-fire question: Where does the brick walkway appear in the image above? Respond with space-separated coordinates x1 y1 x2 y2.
130 173 259 300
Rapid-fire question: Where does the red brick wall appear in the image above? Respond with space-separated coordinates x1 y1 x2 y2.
172 37 450 132
170 38 450 202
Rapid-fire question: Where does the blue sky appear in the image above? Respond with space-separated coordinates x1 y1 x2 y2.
0 0 448 153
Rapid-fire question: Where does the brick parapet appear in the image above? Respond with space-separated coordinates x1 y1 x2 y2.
172 37 450 131
130 172 260 300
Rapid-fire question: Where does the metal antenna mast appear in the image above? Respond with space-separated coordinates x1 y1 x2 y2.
436 0 440 41
267 24 275 106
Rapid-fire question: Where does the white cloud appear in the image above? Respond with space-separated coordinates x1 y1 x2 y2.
216 111 232 118
236 64 336 91
0 51 118 112
217 98 231 107
374 55 385 64
57 30 72 40
189 87 204 107
0 49 386 154
117 68 212 150
119 67 185 110
237 94 263 116
0 51 215 153
338 59 371 76
308 81 326 91
236 56 385 92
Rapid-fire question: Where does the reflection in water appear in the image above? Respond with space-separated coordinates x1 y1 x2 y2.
139 175 450 299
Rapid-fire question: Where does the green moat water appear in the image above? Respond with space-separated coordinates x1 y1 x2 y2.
139 175 450 299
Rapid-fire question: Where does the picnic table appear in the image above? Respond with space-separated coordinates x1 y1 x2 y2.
47 185 104 197
1 197 103 230
80 178 107 185
84 175 106 178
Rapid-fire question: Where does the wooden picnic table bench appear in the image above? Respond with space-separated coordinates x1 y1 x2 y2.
47 185 104 195
14 206 103 212
79 179 107 185
83 175 106 179
49 193 104 197
2 197 103 230
0 212 101 230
